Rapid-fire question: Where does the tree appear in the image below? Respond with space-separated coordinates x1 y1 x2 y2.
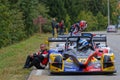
96 12 107 30
110 0 118 24
87 0 103 16
65 14 71 32
0 1 26 47
45 0 67 22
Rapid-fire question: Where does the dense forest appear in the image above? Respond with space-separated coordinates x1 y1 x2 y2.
0 0 120 48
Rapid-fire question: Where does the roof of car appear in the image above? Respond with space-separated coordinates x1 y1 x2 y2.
107 25 116 28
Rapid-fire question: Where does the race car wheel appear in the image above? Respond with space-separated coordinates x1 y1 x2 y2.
103 55 113 68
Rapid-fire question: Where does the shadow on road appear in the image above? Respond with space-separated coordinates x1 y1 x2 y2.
48 72 117 76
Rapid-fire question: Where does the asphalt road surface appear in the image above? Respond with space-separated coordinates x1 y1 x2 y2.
28 31 120 80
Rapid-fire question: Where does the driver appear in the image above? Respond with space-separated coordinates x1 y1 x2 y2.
63 39 97 69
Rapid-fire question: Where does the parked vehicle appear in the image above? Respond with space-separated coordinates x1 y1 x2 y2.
107 25 117 32
117 24 120 28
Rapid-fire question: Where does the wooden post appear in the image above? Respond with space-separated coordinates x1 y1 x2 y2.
39 23 42 34
33 16 47 34
38 16 42 34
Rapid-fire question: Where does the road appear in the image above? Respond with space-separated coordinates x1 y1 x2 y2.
28 31 120 80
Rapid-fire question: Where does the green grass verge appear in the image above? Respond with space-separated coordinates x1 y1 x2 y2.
0 33 51 80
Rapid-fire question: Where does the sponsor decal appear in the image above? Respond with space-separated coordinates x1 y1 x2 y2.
65 65 73 68
65 68 77 71
89 68 101 71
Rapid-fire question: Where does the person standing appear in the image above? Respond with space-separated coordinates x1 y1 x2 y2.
51 18 57 37
55 23 59 34
59 20 65 35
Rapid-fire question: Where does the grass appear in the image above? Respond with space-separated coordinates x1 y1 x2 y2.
0 33 51 80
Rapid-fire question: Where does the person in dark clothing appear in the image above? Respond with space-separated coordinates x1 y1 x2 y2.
55 23 59 34
59 20 65 35
69 23 80 36
23 44 48 69
51 18 57 37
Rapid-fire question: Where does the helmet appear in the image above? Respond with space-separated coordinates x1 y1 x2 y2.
79 20 87 30
56 44 65 51
78 39 89 50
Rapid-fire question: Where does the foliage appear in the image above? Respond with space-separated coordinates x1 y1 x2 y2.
64 0 79 23
0 0 48 48
65 14 71 28
96 12 108 30
42 24 52 33
0 1 26 48
45 0 67 22
20 0 41 36
0 0 119 48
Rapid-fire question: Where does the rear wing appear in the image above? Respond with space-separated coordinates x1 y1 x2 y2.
48 37 67 42
93 34 107 42
57 33 107 42
57 34 69 38
48 33 107 44
81 33 107 42
57 33 93 38
93 34 107 46
48 36 91 42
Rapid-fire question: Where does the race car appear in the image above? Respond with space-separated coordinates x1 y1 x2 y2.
48 35 116 74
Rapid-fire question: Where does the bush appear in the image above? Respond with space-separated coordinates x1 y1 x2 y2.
42 25 52 33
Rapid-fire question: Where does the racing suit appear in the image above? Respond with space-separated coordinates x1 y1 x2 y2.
23 50 48 69
69 24 81 36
